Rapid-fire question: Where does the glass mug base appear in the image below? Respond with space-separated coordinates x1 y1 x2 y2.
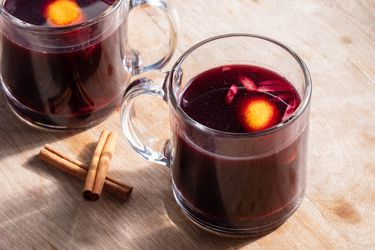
172 182 304 238
1 82 119 130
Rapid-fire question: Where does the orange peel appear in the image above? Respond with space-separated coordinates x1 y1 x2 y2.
45 0 82 26
239 95 280 132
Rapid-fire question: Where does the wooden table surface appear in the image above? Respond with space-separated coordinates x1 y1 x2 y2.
1 0 374 249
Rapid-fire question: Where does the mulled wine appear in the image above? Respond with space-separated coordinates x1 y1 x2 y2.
1 0 129 128
172 64 308 231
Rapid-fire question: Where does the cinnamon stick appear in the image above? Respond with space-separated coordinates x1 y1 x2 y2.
91 131 118 201
39 145 132 200
83 130 110 200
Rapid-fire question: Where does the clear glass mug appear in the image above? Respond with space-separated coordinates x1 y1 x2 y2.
0 0 177 129
121 34 312 237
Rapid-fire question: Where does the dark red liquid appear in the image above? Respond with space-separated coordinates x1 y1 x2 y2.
1 0 127 128
172 65 307 232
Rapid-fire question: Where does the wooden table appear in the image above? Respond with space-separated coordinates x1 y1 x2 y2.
1 0 374 249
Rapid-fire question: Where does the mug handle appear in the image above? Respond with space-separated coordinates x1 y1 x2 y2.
121 73 170 166
129 0 178 73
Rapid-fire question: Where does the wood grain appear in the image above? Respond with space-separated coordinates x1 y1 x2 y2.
0 0 374 249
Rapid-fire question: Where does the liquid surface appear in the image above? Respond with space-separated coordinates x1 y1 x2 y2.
181 65 301 133
4 0 115 26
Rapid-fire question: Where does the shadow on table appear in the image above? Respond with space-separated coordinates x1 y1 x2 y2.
0 94 87 160
1 155 133 248
107 166 262 249
4 155 261 249
128 177 259 249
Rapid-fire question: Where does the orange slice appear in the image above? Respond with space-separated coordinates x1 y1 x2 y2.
45 0 82 26
239 95 280 132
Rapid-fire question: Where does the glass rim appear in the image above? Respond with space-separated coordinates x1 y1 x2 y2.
0 0 123 33
168 33 312 138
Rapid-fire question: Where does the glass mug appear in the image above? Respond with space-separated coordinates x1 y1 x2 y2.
0 0 177 129
121 34 312 237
